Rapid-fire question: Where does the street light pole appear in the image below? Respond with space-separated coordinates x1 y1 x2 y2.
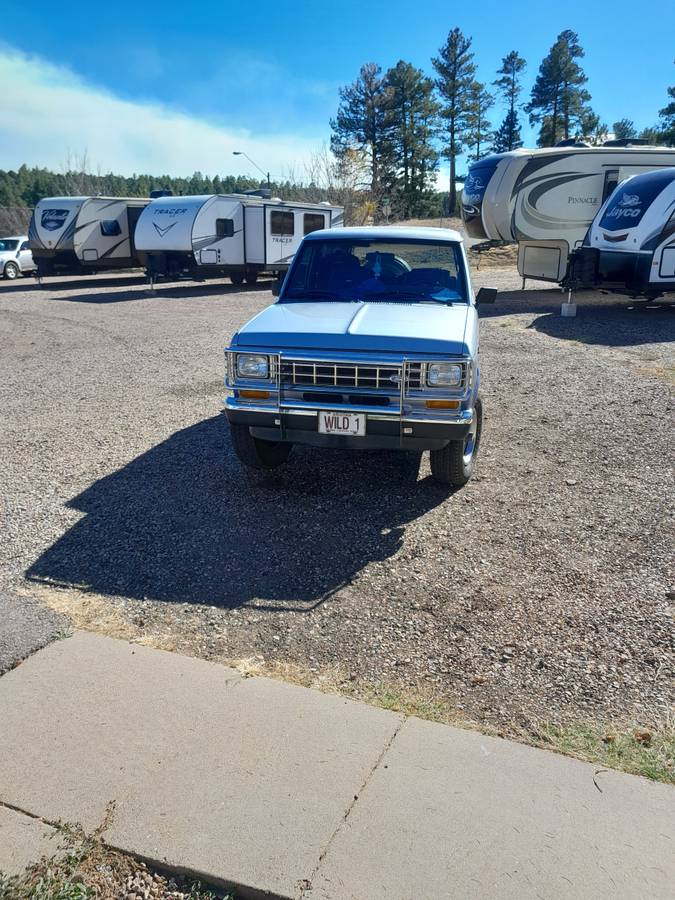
232 151 271 189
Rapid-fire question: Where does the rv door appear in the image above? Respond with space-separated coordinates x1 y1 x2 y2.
127 205 145 253
265 207 301 266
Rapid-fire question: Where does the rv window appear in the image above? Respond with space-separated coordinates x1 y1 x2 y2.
216 218 235 238
304 213 325 235
602 170 619 203
271 211 295 236
100 220 121 237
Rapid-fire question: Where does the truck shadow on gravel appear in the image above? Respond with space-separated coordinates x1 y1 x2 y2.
26 415 450 611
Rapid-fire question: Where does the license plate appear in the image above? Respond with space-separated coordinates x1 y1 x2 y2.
318 411 366 436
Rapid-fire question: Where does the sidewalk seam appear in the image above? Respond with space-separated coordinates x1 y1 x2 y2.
0 798 57 830
297 714 407 899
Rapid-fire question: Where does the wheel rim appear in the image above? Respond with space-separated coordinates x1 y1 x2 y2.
5 264 17 279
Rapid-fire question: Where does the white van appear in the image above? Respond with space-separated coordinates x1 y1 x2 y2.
0 236 36 279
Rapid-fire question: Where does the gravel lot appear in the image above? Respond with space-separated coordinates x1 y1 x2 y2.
0 591 64 673
0 269 672 731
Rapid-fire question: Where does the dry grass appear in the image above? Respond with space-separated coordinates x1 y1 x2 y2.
0 808 229 900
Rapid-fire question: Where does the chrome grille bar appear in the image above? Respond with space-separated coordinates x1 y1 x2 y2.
279 359 415 390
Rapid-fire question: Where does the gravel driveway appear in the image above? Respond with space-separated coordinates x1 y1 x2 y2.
0 271 672 730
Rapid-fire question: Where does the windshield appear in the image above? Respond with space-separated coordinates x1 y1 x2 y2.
0 240 19 251
283 237 467 304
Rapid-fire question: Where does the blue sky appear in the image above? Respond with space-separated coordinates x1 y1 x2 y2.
2 0 673 184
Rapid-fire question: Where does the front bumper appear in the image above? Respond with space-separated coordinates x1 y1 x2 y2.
225 402 473 450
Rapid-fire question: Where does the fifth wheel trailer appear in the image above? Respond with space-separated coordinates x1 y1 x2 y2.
564 167 675 298
134 194 344 284
29 197 149 276
461 143 675 283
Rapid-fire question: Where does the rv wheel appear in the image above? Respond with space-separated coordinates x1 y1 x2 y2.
230 273 244 286
3 262 19 280
245 271 258 285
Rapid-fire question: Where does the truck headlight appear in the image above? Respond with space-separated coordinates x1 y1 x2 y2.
427 362 462 387
237 354 269 378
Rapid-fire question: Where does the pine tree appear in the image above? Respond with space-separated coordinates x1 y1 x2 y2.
384 60 440 217
576 109 608 145
658 64 675 144
464 82 494 160
492 111 520 153
330 63 395 204
526 31 591 146
492 51 526 152
432 28 476 213
612 119 637 140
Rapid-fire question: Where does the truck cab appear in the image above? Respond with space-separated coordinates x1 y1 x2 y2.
224 226 496 486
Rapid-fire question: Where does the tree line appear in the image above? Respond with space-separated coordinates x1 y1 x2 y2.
330 29 675 216
0 167 263 210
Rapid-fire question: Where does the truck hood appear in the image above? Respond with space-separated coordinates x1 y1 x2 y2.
234 301 471 355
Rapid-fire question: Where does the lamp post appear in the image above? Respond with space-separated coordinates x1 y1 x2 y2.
232 151 271 189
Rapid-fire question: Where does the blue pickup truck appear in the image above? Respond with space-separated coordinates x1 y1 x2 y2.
224 226 496 486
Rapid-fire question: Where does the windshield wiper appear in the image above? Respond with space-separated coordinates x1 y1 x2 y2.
363 292 456 304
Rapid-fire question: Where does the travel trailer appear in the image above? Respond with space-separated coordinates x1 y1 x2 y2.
461 143 675 283
564 167 675 298
133 194 344 284
29 197 149 276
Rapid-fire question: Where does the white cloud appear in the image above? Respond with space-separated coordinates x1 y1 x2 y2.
0 46 325 178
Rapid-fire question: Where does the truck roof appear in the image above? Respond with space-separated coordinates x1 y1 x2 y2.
304 225 463 242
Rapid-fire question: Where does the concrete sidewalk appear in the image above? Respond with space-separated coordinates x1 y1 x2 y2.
0 633 672 899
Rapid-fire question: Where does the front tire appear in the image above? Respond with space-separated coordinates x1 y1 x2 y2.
4 262 19 280
230 423 292 470
429 397 482 487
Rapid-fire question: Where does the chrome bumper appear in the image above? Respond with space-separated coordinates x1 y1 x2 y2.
224 395 473 426
224 398 473 450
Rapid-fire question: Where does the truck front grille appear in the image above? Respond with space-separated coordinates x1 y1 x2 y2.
280 360 423 391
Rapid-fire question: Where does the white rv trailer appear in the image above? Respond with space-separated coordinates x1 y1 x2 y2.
563 167 675 298
29 197 149 276
134 193 344 284
461 142 675 283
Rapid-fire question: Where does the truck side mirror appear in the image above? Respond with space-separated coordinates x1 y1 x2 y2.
476 287 497 305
